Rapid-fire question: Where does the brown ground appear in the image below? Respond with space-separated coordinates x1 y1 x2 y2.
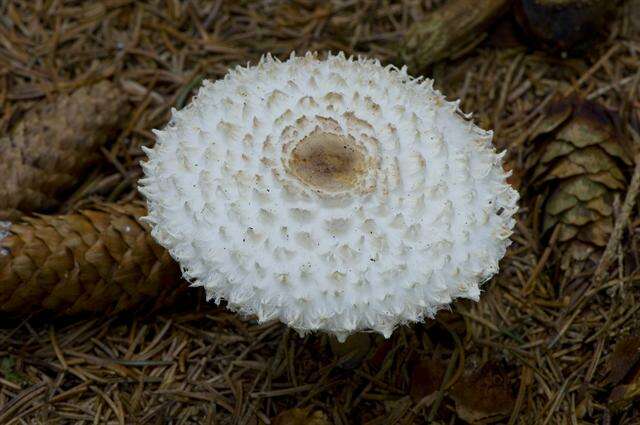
1 1 640 424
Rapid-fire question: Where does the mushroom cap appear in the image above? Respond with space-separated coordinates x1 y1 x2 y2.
139 52 519 340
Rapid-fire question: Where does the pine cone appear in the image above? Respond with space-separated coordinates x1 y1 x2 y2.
0 81 130 220
0 202 183 316
526 97 632 268
400 0 510 69
514 0 618 53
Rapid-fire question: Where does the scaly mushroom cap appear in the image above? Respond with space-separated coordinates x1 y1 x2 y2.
139 52 518 340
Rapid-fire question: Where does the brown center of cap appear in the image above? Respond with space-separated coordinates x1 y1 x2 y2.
288 130 367 193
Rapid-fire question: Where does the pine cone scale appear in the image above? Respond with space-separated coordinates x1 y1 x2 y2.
527 97 632 269
0 82 131 219
0 203 183 316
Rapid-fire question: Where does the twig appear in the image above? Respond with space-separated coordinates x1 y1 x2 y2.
524 225 561 295
594 153 640 283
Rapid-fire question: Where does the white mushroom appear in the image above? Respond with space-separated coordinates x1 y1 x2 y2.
139 52 519 341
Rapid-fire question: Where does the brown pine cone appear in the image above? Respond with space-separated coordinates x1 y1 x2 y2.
400 0 511 69
526 97 632 269
0 202 183 316
0 81 130 220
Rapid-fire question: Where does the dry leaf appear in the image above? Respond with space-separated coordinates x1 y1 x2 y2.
450 361 516 424
272 408 332 425
410 357 446 401
604 336 640 410
329 332 372 369
604 336 640 385
369 337 395 369
503 159 523 191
